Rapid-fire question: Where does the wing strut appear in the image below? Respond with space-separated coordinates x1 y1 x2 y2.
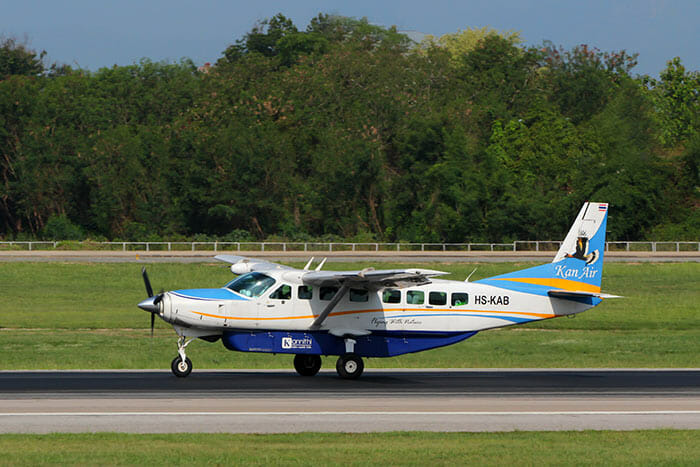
310 284 349 329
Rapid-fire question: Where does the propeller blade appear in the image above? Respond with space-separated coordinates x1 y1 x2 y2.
151 312 155 337
142 267 154 298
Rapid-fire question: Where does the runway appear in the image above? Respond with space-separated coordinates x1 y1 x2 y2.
1 369 699 433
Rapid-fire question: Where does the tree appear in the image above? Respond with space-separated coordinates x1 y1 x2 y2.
0 37 45 79
540 42 638 123
418 26 521 65
220 14 298 64
643 57 700 147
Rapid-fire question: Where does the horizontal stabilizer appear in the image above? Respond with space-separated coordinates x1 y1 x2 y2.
548 290 622 300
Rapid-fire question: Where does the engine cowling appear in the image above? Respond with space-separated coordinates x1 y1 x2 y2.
231 262 254 275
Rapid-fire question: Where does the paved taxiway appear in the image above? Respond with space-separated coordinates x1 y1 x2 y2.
1 369 699 433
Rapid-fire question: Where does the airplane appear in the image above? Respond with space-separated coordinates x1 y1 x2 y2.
138 202 618 379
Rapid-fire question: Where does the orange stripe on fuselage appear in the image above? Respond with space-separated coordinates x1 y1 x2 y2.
490 277 601 293
190 307 555 321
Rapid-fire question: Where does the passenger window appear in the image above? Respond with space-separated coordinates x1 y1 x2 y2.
349 288 369 302
407 290 424 305
270 284 291 300
382 289 401 304
298 285 312 300
429 291 447 306
452 293 469 306
320 286 339 301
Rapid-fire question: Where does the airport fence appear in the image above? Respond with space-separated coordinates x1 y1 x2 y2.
0 240 698 253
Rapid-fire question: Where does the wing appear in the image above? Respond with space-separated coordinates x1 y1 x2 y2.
302 268 448 289
214 255 295 273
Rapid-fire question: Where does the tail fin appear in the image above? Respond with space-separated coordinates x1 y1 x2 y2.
476 202 608 294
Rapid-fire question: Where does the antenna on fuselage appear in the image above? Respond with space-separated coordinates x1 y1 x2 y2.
303 257 315 271
315 258 327 271
465 267 478 282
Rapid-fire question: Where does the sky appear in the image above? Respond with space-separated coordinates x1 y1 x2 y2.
2 0 698 77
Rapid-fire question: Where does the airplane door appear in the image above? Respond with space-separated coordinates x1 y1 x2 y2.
261 284 295 319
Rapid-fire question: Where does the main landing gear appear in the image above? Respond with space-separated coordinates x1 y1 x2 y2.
293 353 364 379
336 353 364 379
293 354 322 376
171 336 195 377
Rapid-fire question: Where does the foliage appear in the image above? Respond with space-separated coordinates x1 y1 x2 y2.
0 14 697 242
418 26 522 65
40 214 84 240
0 37 45 79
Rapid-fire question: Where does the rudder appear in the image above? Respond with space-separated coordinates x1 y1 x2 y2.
476 202 609 294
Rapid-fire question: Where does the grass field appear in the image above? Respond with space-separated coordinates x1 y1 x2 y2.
1 431 699 465
1 261 698 369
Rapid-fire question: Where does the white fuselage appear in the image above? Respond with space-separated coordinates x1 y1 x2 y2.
156 272 592 336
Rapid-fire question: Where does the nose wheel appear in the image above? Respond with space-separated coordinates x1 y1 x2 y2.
171 356 192 377
171 336 195 377
336 353 364 379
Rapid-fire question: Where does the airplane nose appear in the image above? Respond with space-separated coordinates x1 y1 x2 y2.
138 296 161 314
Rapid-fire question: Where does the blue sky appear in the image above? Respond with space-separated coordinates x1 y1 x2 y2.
2 0 698 76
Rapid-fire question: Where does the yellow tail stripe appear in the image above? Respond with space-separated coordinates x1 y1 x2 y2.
491 277 601 293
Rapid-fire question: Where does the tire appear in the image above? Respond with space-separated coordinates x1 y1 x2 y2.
336 353 364 379
294 354 322 376
171 356 193 377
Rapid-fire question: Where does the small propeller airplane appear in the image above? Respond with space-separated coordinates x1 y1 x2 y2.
138 202 618 379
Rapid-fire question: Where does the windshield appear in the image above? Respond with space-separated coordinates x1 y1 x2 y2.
225 272 276 298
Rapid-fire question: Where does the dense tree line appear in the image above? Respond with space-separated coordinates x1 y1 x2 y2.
0 14 697 242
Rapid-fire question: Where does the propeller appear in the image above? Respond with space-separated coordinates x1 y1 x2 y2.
139 267 163 337
142 267 153 298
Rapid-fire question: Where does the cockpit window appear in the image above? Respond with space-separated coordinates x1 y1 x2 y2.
225 272 275 298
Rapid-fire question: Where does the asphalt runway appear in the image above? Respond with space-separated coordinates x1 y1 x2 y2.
1 369 699 433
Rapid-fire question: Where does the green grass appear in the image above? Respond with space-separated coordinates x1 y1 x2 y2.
1 262 698 369
1 431 699 465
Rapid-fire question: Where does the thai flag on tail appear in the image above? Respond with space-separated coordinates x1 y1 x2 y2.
599 204 608 212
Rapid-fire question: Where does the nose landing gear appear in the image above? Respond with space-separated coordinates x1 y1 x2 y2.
171 336 195 377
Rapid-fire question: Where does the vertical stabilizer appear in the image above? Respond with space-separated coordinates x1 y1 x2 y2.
476 202 609 294
553 202 608 265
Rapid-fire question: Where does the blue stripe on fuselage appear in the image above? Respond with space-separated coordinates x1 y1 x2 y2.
171 288 248 301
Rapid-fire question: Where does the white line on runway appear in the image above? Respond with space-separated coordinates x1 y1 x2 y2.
3 411 700 416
